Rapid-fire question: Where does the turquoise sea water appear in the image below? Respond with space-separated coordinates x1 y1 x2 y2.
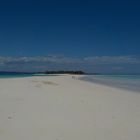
0 73 51 78
80 75 140 93
0 73 34 78
0 73 59 78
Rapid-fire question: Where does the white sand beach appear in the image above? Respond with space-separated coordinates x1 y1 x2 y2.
0 75 140 140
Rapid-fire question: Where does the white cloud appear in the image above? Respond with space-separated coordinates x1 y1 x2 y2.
84 56 140 64
0 55 139 65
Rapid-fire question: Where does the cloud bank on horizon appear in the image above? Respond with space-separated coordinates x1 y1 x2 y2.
0 55 139 73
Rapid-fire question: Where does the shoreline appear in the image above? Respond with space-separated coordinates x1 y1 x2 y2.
79 75 140 93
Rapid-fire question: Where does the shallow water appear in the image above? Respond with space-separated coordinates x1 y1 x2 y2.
80 75 140 93
0 73 59 78
0 73 34 78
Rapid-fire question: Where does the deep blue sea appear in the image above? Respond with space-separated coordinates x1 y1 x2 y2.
80 75 140 93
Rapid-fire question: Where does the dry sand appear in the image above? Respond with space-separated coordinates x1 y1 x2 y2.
0 75 140 140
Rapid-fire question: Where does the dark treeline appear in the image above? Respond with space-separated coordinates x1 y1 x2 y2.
0 71 85 75
44 71 85 75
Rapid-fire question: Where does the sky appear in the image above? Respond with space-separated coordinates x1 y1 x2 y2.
0 0 140 73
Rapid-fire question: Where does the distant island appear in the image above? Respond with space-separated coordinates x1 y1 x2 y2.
44 71 85 75
0 71 85 75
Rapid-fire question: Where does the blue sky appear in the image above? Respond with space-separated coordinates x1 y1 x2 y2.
0 0 140 73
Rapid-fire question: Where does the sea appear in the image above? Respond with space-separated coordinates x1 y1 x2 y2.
0 72 49 78
80 75 140 93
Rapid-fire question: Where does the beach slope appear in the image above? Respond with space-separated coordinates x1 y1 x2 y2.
0 75 140 140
